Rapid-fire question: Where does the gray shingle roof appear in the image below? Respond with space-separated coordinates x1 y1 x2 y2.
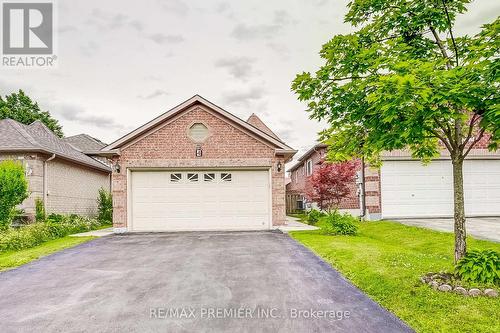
63 134 107 152
0 119 110 172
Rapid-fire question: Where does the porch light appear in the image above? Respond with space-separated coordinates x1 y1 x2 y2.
114 162 121 173
277 161 282 172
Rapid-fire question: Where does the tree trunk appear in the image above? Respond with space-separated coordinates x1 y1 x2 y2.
451 157 467 263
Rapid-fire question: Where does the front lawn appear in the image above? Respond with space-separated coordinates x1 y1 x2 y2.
290 221 500 333
0 236 95 272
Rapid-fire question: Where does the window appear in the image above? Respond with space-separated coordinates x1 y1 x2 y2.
306 159 313 176
170 173 182 182
187 173 198 182
189 123 209 142
204 173 215 182
221 173 232 182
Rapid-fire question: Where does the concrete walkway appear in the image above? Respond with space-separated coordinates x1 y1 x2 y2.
71 227 114 237
393 217 500 242
278 216 319 232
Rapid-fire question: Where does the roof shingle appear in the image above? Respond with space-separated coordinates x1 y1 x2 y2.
0 119 110 172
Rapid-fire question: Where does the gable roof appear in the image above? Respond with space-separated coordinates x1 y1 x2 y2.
63 134 107 152
288 143 328 172
246 113 280 140
103 95 296 155
0 119 110 172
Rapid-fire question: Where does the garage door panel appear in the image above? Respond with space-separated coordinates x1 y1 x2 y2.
381 160 500 218
130 170 270 231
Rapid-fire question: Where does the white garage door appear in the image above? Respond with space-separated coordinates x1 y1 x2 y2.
381 160 500 218
130 170 271 231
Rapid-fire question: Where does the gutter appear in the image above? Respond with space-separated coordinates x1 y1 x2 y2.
43 154 56 206
275 149 298 163
84 149 121 157
0 147 111 172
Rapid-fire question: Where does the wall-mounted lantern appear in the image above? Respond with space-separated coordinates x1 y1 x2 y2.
277 161 282 172
114 162 121 173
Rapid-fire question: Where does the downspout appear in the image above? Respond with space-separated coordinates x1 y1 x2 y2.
360 157 367 220
43 154 56 207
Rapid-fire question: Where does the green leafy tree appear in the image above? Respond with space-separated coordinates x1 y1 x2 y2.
0 90 63 137
0 160 29 229
292 0 499 262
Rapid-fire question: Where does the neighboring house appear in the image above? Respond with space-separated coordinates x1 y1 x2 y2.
287 138 500 220
373 143 500 219
99 95 296 233
286 144 361 215
63 133 107 151
0 119 111 219
63 133 109 165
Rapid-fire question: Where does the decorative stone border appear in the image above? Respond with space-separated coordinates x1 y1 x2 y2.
420 273 498 297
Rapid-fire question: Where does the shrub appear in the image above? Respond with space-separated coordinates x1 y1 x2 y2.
35 198 46 222
455 250 500 285
0 160 29 229
0 215 104 252
321 211 358 236
47 213 65 223
306 209 325 225
97 188 113 224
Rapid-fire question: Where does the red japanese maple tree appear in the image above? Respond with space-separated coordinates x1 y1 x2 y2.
305 160 358 211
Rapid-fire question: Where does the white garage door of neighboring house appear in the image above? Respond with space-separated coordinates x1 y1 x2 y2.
130 170 271 231
381 160 500 218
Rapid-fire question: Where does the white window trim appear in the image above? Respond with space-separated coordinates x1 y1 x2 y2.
306 159 313 176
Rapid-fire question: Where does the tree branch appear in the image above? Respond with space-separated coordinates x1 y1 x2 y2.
327 76 369 82
432 116 455 147
463 128 486 158
429 26 452 69
459 113 481 150
429 129 454 153
441 0 459 66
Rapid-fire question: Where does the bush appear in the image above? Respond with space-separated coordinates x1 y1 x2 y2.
35 198 46 222
0 215 104 252
97 188 113 224
47 213 65 223
321 211 358 236
455 250 500 285
306 209 325 225
0 160 29 229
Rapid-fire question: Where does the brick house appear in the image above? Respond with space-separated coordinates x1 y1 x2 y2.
286 144 365 216
100 95 297 232
0 119 111 219
287 136 500 220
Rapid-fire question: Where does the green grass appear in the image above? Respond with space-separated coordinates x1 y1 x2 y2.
290 221 500 333
0 236 95 272
94 223 112 230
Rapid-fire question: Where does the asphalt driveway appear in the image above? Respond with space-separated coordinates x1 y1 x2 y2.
0 232 412 333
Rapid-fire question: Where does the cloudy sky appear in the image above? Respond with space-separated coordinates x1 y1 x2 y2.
1 0 498 166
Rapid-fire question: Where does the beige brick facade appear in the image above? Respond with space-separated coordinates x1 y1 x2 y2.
0 153 44 216
46 159 110 216
0 152 110 218
111 104 288 229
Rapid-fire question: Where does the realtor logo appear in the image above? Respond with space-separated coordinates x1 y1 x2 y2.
2 2 53 54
